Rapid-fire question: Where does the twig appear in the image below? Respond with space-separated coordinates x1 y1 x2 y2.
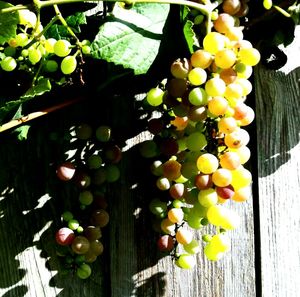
0 97 83 133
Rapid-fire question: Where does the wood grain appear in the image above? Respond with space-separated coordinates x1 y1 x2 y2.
254 26 300 297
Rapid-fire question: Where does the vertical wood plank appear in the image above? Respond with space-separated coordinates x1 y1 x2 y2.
255 26 300 297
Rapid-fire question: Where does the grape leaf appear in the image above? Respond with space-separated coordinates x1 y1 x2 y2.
0 1 19 45
183 19 199 54
91 3 170 75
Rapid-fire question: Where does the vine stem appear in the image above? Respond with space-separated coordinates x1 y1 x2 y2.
0 0 222 17
0 97 83 133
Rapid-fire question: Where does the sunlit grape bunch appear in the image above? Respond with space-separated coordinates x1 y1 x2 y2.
55 124 122 279
140 12 260 268
0 9 91 91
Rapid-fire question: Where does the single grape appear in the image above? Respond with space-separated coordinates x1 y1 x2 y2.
56 162 76 181
16 33 29 47
208 96 229 116
190 49 212 69
156 177 171 191
169 183 185 200
196 153 219 174
215 49 236 69
28 47 42 65
231 166 252 189
232 186 251 202
79 190 94 206
222 0 241 15
89 240 104 256
198 188 218 207
61 55 77 75
213 13 235 33
203 32 227 54
105 164 120 182
176 228 193 245
1 57 17 71
239 48 261 66
160 218 176 234
212 168 232 187
146 87 164 106
75 123 93 140
157 235 174 252
44 38 56 53
188 67 207 86
168 208 184 224
149 198 168 217
194 173 213 190
184 239 200 254
218 117 238 134
84 226 102 241
216 184 235 199
76 263 92 279
176 254 196 269
95 125 112 142
170 58 191 78
71 236 90 254
18 9 37 27
54 39 72 57
188 106 207 122
205 77 226 97
186 132 207 151
55 227 75 246
263 0 272 10
219 151 241 170
91 209 109 227
62 211 74 222
45 60 59 72
68 219 80 231
188 87 208 106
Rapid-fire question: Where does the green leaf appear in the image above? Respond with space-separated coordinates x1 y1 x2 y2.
183 19 199 54
0 77 51 123
0 1 19 45
13 125 30 141
45 12 86 39
91 3 170 75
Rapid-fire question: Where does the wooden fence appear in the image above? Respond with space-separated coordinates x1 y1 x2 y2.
0 19 299 297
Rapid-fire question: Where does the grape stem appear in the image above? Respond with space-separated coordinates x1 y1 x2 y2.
0 0 222 20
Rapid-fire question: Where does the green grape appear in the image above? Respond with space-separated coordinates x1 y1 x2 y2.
146 87 164 106
95 125 112 142
263 0 272 9
54 40 72 57
75 123 93 140
61 56 77 75
82 45 91 55
150 160 163 176
44 38 56 53
45 60 58 72
202 234 212 242
156 177 171 191
188 67 207 86
188 87 208 106
87 154 102 169
196 153 219 174
84 226 102 241
105 164 120 182
4 46 16 57
79 190 94 206
184 239 200 254
92 168 106 185
215 49 236 69
186 211 203 229
68 219 80 230
91 209 110 227
1 57 17 71
21 49 29 57
176 254 196 269
210 233 231 252
18 9 37 27
172 199 183 208
161 218 176 234
181 162 199 179
204 242 224 261
76 263 92 279
198 188 218 207
62 211 73 222
149 198 167 217
89 240 104 256
205 77 226 97
203 32 227 54
28 48 42 64
186 132 207 151
15 33 29 47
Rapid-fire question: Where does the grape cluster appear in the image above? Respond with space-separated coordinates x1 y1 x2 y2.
141 12 260 268
0 10 90 88
55 124 122 279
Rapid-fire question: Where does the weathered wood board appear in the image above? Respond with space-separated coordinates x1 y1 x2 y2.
254 26 300 297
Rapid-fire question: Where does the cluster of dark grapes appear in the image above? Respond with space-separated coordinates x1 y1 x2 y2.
55 124 122 279
139 11 260 268
0 9 91 93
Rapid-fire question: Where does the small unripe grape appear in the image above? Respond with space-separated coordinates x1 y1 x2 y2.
76 263 92 279
71 236 90 254
79 190 93 205
54 39 71 57
1 57 17 71
95 125 112 142
75 123 93 140
45 60 58 72
61 56 77 75
176 254 196 269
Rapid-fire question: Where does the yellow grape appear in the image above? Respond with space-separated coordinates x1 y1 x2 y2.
219 151 241 170
205 77 226 97
197 153 219 174
263 0 273 10
162 159 182 181
212 168 232 187
208 96 229 116
188 67 207 86
225 26 244 41
176 228 193 245
235 78 252 96
214 49 236 69
235 63 253 78
190 49 213 69
224 83 244 102
198 188 218 207
239 106 255 126
210 233 231 252
238 48 261 66
168 208 184 224
203 32 227 54
224 128 250 149
218 117 238 134
231 166 252 189
232 186 251 202
229 146 251 164
161 218 176 234
204 243 224 261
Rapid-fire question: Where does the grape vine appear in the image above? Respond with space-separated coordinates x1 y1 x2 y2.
0 0 299 279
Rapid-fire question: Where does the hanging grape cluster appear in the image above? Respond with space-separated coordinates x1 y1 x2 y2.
55 124 122 279
140 11 260 268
